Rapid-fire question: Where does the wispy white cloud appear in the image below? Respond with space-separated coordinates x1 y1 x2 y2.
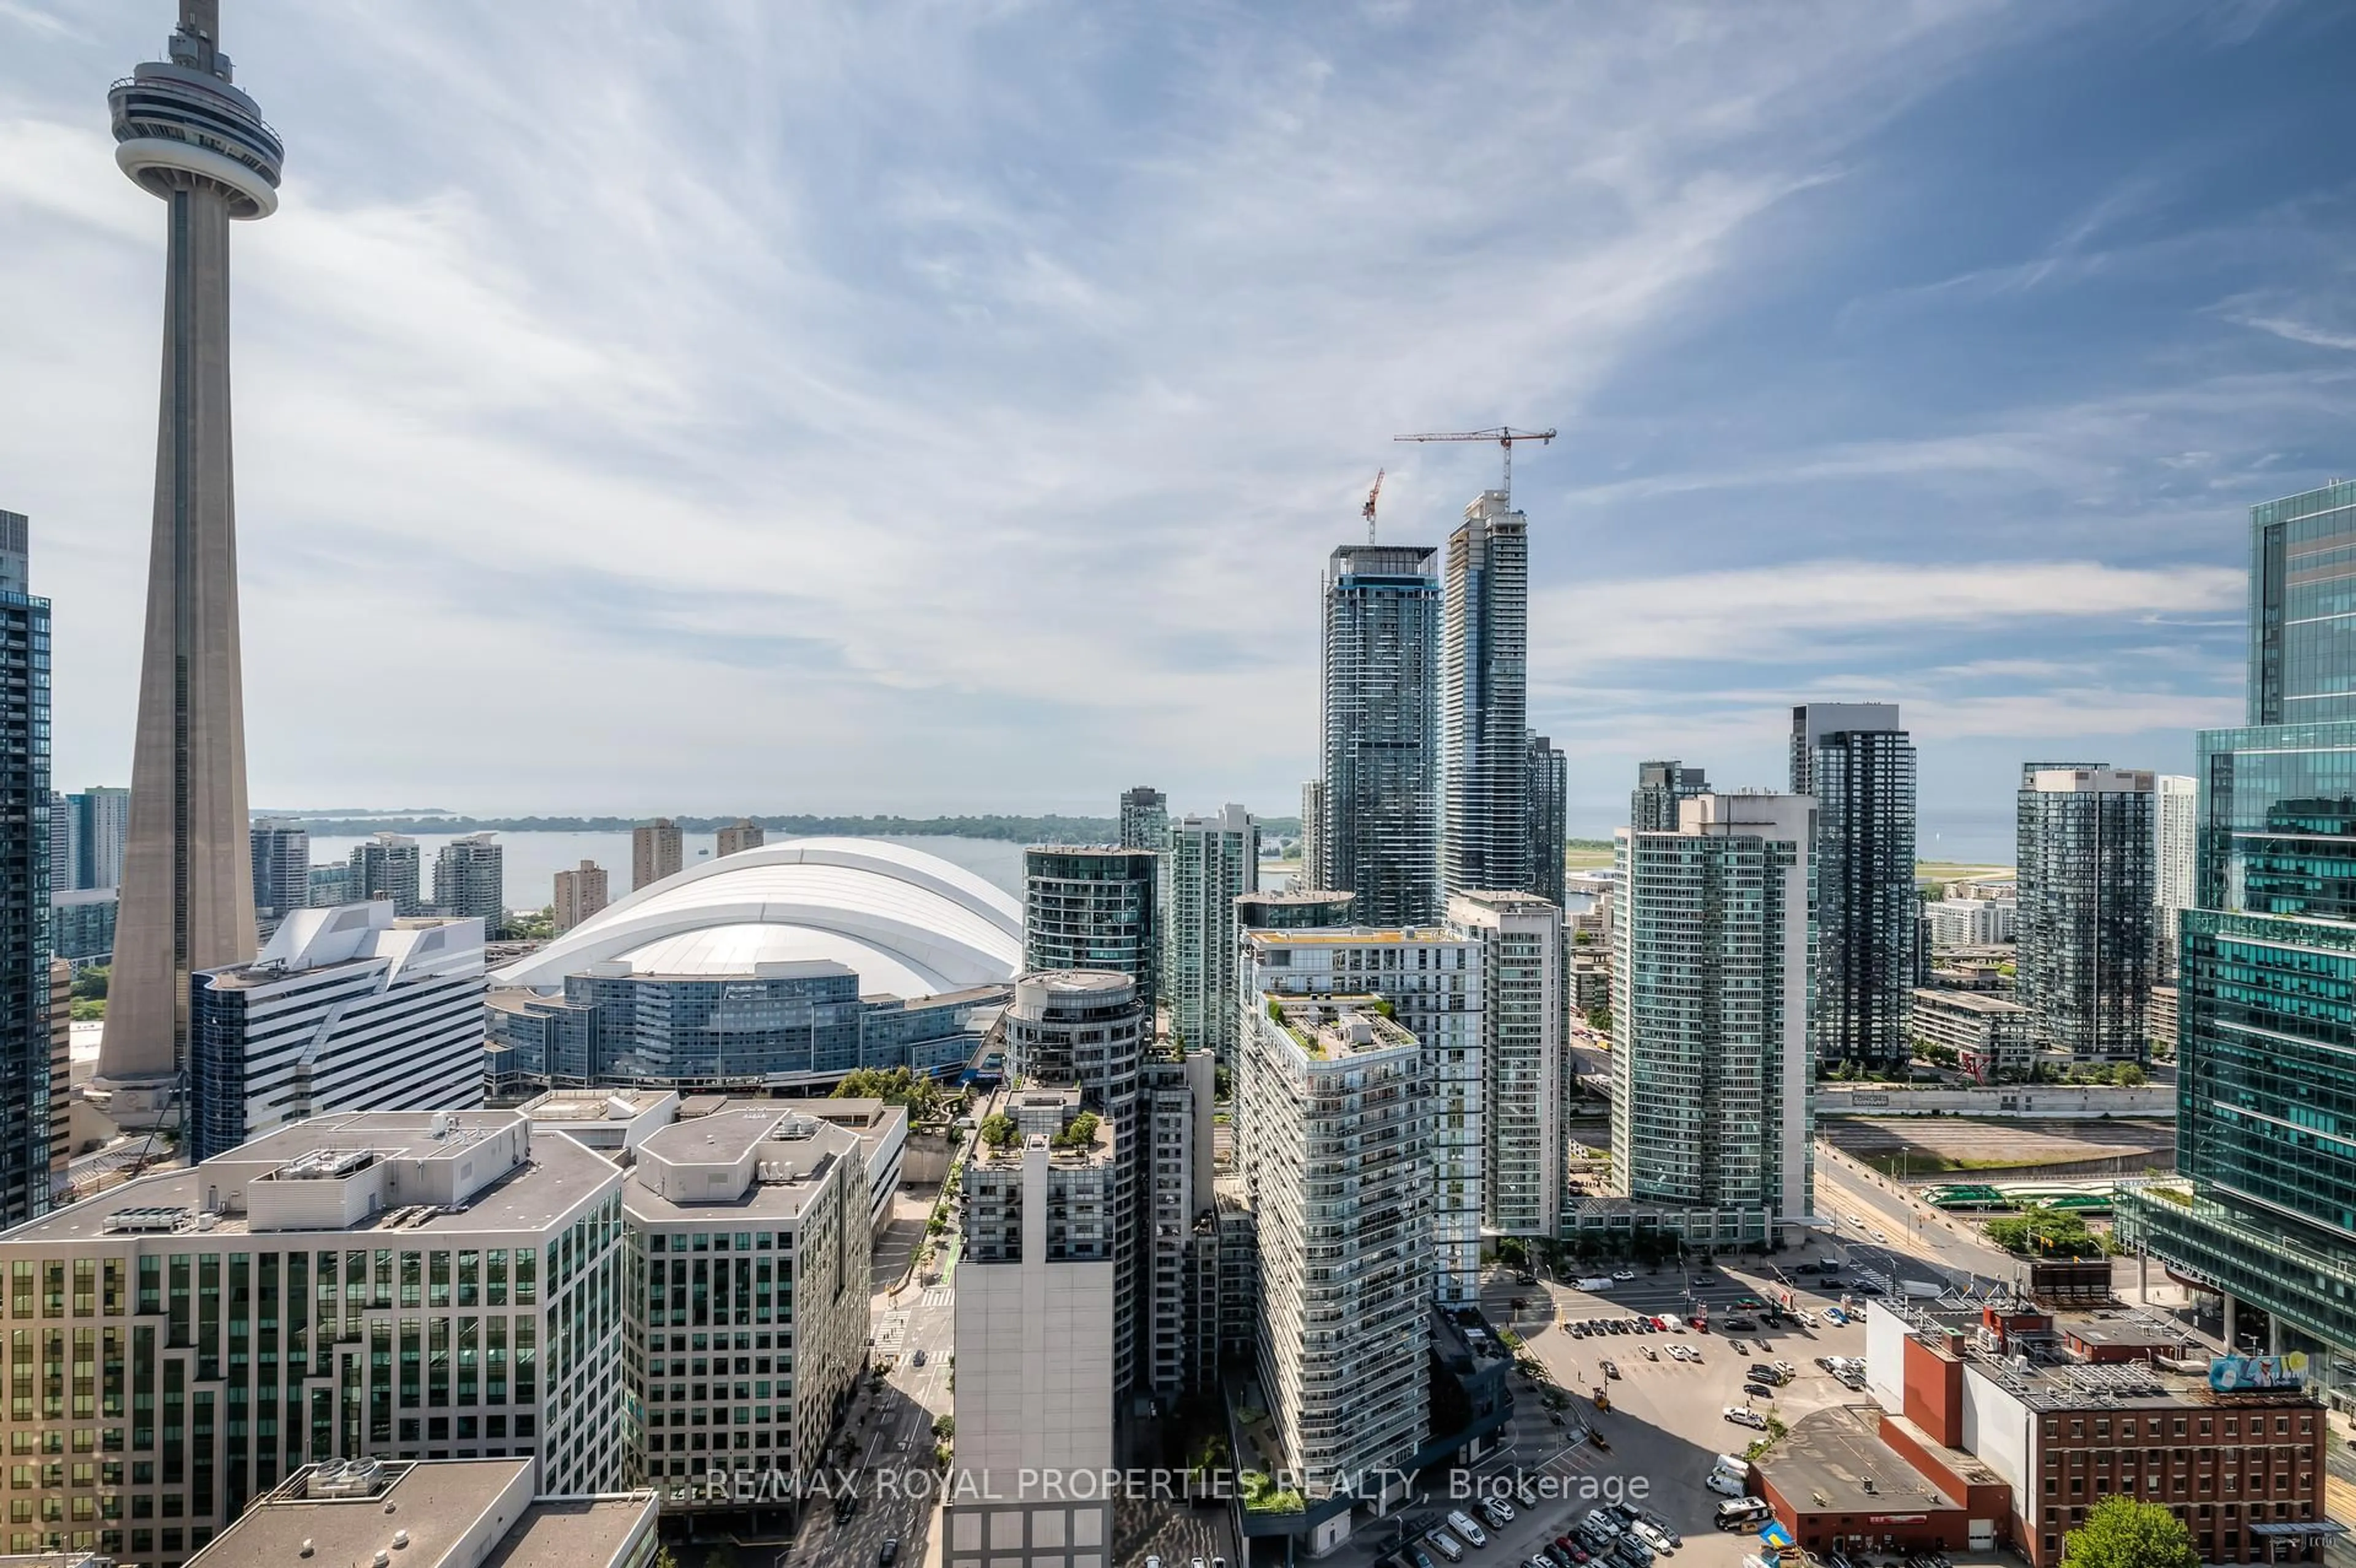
1536 559 2241 666
0 0 2339 821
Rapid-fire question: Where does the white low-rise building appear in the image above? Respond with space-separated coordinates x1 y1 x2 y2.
189 903 487 1160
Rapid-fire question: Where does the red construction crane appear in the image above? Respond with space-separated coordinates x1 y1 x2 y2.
1393 425 1557 501
1363 468 1384 544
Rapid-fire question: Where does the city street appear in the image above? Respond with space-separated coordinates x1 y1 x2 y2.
780 1189 959 1568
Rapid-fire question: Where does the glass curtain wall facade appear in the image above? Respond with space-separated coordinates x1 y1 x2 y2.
1796 717 1918 1072
1612 796 1814 1224
1441 494 1531 899
2119 482 2356 1416
1630 761 1708 834
1163 807 1257 1064
1525 734 1568 909
1319 545 1442 927
0 565 50 1226
2015 766 2156 1062
1022 848 1160 1018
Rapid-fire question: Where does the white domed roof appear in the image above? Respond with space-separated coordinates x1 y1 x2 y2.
493 837 1023 995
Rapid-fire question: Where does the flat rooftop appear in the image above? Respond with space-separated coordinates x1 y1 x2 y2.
1268 994 1419 1057
1911 989 2031 1016
15 1114 616 1243
1888 1301 2309 1412
626 1110 862 1223
1761 1404 1961 1516
480 1494 658 1568
1243 926 1461 945
187 1459 647 1568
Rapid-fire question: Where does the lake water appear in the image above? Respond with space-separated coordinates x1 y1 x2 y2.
304 831 1028 913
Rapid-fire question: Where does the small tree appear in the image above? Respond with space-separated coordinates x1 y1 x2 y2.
979 1113 1018 1150
2112 1062 2147 1088
2060 1497 2200 1568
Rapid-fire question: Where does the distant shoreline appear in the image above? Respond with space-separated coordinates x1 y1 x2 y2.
257 812 1307 842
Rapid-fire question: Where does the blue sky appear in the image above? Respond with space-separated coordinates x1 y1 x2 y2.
2 1 2352 847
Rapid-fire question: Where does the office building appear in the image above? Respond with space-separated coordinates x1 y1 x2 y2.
2145 985 2178 1060
1793 704 1917 1072
348 834 423 917
947 1087 1117 1568
190 904 488 1161
622 1107 870 1493
50 886 112 964
2015 766 2155 1062
1614 793 1814 1231
0 510 50 1226
630 820 682 893
1923 896 2018 948
65 786 132 891
1117 786 1168 852
432 834 504 924
1850 1296 2329 1568
1911 989 2035 1083
49 957 70 1206
1298 780 1326 889
306 863 352 907
551 861 607 932
1526 733 1568 907
1236 994 1428 1519
2115 472 2356 1418
712 818 763 858
2154 773 2197 978
184 1458 659 1568
1142 1051 1216 1401
1241 924 1482 1302
100 2 283 1105
0 1109 628 1561
1164 804 1257 1063
1450 891 1565 1237
1318 542 1442 926
1022 847 1158 1015
1630 759 1709 832
485 964 1004 1097
248 819 309 934
1441 492 1531 898
995 972 1149 1404
48 788 71 904
1234 889 1353 930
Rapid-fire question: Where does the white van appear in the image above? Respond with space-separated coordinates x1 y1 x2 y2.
1713 1452 1751 1480
1428 1529 1467 1562
1446 1511 1490 1548
1704 1470 1749 1497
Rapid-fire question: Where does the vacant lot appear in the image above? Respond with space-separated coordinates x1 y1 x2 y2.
1821 1116 2173 1178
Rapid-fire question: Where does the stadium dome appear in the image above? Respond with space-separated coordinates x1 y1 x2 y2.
491 837 1024 998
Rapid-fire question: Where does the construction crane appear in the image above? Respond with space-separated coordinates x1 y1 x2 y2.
1393 425 1558 502
1363 468 1384 544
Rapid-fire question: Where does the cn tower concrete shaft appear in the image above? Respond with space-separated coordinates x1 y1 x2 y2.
99 0 282 1088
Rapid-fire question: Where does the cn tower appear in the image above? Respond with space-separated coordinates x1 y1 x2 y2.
94 0 280 1109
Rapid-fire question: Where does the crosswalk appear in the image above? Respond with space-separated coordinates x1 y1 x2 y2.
922 1286 953 1307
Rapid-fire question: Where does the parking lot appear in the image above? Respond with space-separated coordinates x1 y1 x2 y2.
1412 1257 1879 1568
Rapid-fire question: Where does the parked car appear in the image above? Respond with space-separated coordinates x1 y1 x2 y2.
1427 1531 1466 1564
1723 1405 1768 1429
1630 1521 1675 1554
1482 1496 1517 1526
1612 1269 1637 1282
1447 1511 1490 1548
1641 1344 1659 1361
